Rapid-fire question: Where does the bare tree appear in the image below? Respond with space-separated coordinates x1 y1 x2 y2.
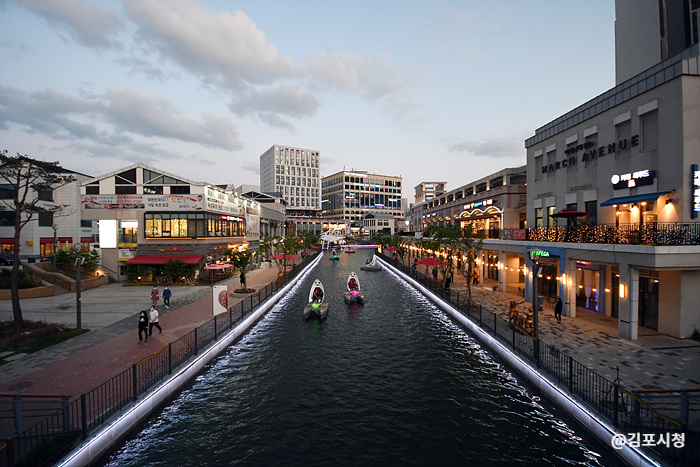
0 151 76 330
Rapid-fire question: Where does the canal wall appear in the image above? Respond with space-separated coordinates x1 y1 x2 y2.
56 253 324 467
377 256 660 467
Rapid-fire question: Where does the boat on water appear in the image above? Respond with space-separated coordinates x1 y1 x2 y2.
343 271 364 304
361 255 381 271
304 279 329 320
329 248 340 261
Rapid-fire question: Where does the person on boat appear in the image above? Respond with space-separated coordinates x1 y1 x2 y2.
331 248 337 256
348 278 358 291
313 287 323 302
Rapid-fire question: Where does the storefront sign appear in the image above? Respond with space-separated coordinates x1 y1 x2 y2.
463 199 494 210
542 135 639 173
610 169 654 189
693 164 700 219
81 194 204 210
529 249 551 260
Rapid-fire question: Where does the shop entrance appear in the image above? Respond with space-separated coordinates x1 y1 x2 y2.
576 268 600 313
639 276 659 330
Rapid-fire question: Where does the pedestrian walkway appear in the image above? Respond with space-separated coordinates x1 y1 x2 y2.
406 256 700 392
0 263 282 393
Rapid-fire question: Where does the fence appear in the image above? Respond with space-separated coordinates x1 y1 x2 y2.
0 254 318 467
379 253 699 466
527 222 700 246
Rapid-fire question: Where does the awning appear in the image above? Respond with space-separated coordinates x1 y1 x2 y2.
204 263 231 270
600 191 671 207
125 254 204 265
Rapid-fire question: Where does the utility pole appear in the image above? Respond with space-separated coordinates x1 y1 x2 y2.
75 247 85 332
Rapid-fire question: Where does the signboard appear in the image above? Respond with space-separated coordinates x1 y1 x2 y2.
212 285 228 315
82 195 204 210
529 249 551 260
610 169 654 190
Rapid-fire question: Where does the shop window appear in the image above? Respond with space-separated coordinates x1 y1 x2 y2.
547 206 556 227
535 208 543 227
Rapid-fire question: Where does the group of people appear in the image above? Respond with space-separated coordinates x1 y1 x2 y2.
138 286 173 343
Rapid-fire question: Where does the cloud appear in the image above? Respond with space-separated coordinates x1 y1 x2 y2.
123 0 301 90
447 136 524 158
308 50 421 123
228 82 319 129
17 0 123 49
0 86 243 153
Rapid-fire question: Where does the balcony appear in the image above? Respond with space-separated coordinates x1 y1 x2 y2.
525 223 700 246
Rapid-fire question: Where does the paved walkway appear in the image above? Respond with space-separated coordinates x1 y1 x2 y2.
404 256 700 392
2 254 699 401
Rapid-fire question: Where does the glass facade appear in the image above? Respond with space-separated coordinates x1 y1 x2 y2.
144 212 245 239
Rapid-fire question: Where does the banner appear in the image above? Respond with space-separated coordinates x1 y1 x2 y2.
212 285 229 315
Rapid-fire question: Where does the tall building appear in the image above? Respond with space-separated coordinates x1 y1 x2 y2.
259 145 321 210
414 182 447 205
321 169 403 227
615 0 699 83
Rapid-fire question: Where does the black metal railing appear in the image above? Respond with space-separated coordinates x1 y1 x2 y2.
378 253 698 465
0 253 319 467
526 222 700 246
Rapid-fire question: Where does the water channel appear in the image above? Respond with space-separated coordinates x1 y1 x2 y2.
101 250 620 466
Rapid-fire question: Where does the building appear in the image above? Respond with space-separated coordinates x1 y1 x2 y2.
524 27 700 341
414 181 447 205
0 166 97 262
321 169 403 233
363 212 398 237
614 0 699 84
259 145 321 211
81 164 261 281
417 166 528 290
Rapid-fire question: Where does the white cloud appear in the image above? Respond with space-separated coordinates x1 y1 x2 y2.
228 82 319 129
17 0 123 49
447 136 525 159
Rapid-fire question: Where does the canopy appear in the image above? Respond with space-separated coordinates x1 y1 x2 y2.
204 264 232 270
551 208 588 218
271 253 298 261
415 257 447 266
600 191 671 207
125 254 204 265
384 246 398 252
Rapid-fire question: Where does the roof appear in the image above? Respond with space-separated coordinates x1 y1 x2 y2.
125 254 204 265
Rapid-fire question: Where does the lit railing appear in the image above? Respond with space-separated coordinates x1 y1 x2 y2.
525 223 700 246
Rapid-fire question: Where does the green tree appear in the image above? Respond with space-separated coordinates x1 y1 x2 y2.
227 249 252 271
298 231 319 256
0 151 76 329
163 257 195 283
260 235 302 274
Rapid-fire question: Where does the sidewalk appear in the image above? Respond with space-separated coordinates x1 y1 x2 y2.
406 256 700 392
0 263 282 394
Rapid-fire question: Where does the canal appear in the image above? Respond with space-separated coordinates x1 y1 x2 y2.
101 249 619 466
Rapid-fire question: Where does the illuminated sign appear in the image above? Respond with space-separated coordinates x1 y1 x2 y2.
693 164 700 219
529 250 550 260
610 169 654 189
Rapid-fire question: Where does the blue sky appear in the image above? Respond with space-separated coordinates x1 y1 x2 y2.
0 0 616 199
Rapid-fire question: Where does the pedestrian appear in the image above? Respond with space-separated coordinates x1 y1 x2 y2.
412 259 417 271
432 266 438 280
240 270 246 289
162 286 171 308
138 310 149 343
554 297 563 323
150 286 159 307
472 270 479 285
149 305 162 336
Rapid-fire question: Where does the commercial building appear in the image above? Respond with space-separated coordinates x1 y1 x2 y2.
321 169 403 233
259 145 321 211
0 167 97 262
81 164 261 281
524 29 700 341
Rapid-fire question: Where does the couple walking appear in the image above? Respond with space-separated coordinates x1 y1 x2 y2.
138 305 163 343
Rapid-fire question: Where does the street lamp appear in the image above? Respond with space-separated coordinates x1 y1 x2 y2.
75 244 85 332
52 224 59 272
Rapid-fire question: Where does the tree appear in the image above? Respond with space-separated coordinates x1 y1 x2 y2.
0 151 76 330
226 249 252 272
260 235 302 274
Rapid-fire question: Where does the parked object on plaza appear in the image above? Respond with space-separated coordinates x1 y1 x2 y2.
361 256 381 271
344 271 364 305
304 279 329 320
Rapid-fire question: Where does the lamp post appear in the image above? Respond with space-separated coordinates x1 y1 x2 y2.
75 245 85 332
52 224 59 272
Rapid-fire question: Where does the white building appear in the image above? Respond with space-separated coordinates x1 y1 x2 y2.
259 145 321 210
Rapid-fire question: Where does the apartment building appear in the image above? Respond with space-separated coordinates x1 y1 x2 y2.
259 145 321 211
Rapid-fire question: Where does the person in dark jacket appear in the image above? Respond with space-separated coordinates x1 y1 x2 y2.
138 310 149 343
162 286 172 308
554 297 563 323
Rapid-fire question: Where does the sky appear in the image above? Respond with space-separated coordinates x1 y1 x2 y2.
0 0 616 200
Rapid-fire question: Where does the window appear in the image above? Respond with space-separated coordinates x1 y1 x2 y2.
38 188 53 201
38 211 53 227
170 186 190 194
0 212 14 226
80 220 92 228
547 206 556 227
546 150 556 178
640 110 658 152
534 155 543 181
143 186 163 194
585 201 597 226
115 169 137 184
615 120 632 159
144 212 244 238
115 186 137 194
85 184 99 195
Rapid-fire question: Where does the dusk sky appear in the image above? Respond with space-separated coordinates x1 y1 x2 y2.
0 0 615 198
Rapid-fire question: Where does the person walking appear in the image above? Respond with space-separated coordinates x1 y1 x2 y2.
150 286 159 307
162 286 171 308
432 266 438 280
148 305 162 336
138 310 149 343
554 297 563 323
472 270 479 285
240 270 246 289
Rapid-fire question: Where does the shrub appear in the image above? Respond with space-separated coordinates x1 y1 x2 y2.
0 269 42 289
